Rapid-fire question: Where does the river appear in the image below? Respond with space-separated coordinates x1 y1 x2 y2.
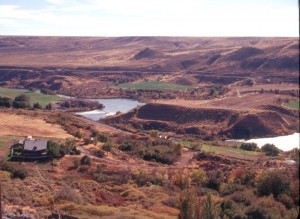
75 98 144 121
228 133 299 151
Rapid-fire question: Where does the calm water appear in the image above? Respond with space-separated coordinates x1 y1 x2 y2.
229 133 299 151
75 98 144 121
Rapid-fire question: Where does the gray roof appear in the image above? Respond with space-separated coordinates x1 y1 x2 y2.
24 140 47 151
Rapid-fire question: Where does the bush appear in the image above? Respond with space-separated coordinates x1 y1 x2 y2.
102 142 113 152
81 155 92 165
261 143 280 156
278 194 294 209
0 96 13 107
219 183 244 196
33 102 42 109
256 170 289 198
96 132 109 143
47 140 61 157
11 169 27 179
190 169 207 187
240 143 257 151
246 196 287 219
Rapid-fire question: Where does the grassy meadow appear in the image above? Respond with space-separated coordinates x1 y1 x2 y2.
178 139 264 161
116 81 192 90
284 100 299 109
0 87 62 107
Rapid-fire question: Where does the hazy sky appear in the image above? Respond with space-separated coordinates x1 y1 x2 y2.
0 0 298 36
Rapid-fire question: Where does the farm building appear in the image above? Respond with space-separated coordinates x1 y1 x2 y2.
23 140 48 155
10 137 51 160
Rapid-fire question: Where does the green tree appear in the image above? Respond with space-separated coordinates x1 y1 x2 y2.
47 140 61 157
256 170 289 198
0 96 13 108
261 144 280 156
240 143 257 151
33 102 42 109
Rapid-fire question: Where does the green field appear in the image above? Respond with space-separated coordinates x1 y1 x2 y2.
115 81 193 90
0 87 63 107
284 100 299 109
178 139 264 161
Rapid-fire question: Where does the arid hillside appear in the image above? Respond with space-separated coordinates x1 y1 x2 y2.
0 36 298 99
103 102 299 139
0 36 298 72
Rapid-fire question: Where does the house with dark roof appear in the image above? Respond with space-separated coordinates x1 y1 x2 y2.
10 137 51 160
23 140 48 155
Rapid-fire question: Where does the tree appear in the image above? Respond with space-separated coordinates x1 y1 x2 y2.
33 102 42 109
178 188 200 219
256 170 290 198
261 144 280 156
240 143 257 151
0 96 13 108
14 94 30 102
46 103 52 110
13 94 30 109
202 193 219 219
47 140 61 157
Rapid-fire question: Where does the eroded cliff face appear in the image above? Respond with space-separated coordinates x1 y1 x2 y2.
103 103 299 139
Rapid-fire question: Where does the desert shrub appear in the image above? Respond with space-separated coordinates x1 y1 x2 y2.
178 188 200 219
220 198 237 218
228 169 256 185
232 212 247 219
80 155 92 165
102 142 113 152
277 194 294 209
73 159 81 168
96 132 109 143
74 130 84 139
230 191 256 206
240 143 257 151
246 196 287 219
54 186 83 204
261 143 280 156
190 169 207 187
174 143 183 155
150 130 158 137
206 171 221 191
120 188 146 201
11 169 27 179
219 183 244 196
83 137 93 145
255 170 289 198
119 140 135 151
290 180 299 205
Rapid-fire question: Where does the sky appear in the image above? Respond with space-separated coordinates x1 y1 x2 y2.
0 0 298 37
